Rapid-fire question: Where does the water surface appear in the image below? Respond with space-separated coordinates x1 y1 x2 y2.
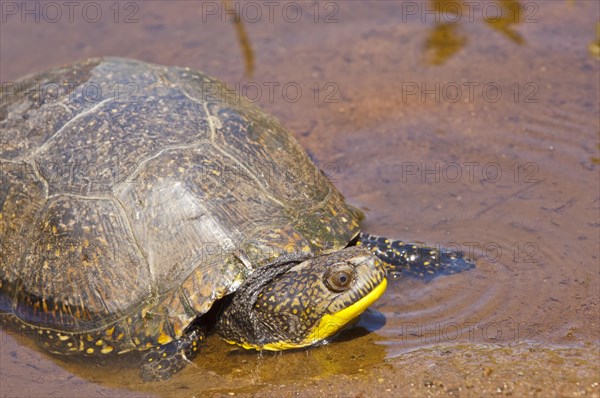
1 1 599 397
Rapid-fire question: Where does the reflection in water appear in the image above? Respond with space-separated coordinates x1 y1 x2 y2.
8 316 387 396
593 144 600 165
225 0 255 76
189 319 387 396
590 22 600 58
425 0 525 65
425 23 467 65
482 0 525 44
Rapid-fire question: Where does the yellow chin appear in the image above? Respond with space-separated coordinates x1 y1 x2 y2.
226 278 388 351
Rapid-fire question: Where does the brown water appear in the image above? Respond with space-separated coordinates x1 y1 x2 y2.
1 1 599 397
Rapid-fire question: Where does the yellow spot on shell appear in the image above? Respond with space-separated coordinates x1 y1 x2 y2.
157 331 172 345
86 348 94 354
95 339 103 346
101 346 114 354
105 327 115 337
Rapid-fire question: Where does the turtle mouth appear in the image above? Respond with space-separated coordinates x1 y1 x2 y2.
300 277 388 346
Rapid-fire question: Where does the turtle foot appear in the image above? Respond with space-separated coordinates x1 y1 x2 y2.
358 233 475 281
139 330 203 382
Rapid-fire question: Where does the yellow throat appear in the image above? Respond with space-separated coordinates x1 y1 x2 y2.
227 278 388 351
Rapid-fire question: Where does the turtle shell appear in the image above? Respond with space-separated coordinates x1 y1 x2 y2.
0 58 362 353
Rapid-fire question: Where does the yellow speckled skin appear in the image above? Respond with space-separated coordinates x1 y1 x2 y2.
217 246 387 350
0 58 363 358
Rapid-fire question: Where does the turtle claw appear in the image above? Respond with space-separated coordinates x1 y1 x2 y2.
140 330 203 382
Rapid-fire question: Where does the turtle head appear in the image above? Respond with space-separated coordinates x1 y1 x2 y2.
216 246 387 350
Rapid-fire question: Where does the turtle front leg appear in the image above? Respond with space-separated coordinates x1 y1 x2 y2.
140 329 204 382
357 233 475 281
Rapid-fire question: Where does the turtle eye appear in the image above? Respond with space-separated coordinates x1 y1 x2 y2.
324 265 354 293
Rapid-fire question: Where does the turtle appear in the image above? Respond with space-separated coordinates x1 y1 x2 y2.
0 57 473 381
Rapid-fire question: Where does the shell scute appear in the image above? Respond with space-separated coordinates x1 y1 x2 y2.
13 196 148 331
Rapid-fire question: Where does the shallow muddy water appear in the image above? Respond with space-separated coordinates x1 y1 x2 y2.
1 1 599 397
